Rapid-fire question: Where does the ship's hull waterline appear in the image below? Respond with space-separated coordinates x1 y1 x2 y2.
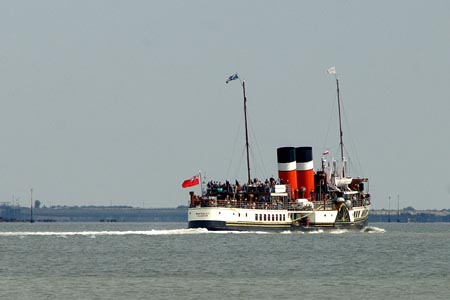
188 219 368 232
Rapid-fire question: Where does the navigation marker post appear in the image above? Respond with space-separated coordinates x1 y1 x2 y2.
30 188 34 223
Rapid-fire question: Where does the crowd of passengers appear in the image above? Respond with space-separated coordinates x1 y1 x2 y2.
206 177 284 196
190 177 370 208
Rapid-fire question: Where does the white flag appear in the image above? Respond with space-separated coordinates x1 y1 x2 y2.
327 66 336 74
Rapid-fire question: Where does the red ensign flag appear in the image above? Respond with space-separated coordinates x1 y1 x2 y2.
182 175 200 188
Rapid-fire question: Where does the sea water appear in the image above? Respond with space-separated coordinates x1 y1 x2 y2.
0 222 448 300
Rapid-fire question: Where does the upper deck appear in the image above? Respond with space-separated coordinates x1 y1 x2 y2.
189 182 370 211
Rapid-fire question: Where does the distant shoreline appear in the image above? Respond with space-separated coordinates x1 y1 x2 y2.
1 205 449 223
368 208 450 223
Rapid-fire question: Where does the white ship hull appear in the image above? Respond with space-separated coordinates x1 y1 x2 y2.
188 205 370 231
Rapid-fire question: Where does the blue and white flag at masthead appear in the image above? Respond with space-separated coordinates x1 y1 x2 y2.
226 73 239 84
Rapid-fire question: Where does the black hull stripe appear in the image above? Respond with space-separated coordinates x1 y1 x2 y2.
188 219 368 232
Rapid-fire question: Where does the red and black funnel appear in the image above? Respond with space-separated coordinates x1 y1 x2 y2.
277 147 298 199
296 146 314 200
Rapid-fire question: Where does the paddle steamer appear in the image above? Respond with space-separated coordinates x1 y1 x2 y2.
186 71 371 231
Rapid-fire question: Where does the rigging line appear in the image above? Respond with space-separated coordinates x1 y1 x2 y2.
322 92 338 153
344 130 362 176
254 151 268 179
248 116 269 178
347 137 362 176
340 98 363 176
248 146 265 180
225 114 244 180
232 146 247 182
343 143 359 177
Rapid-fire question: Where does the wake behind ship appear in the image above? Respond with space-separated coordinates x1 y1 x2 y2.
185 71 371 232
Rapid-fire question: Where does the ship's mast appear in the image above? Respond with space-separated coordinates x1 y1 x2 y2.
242 80 251 185
227 74 251 185
335 77 345 178
388 196 391 222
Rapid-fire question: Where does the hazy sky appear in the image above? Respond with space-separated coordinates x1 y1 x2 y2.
1 1 449 209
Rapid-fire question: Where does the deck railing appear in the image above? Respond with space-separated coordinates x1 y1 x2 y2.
189 197 370 210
